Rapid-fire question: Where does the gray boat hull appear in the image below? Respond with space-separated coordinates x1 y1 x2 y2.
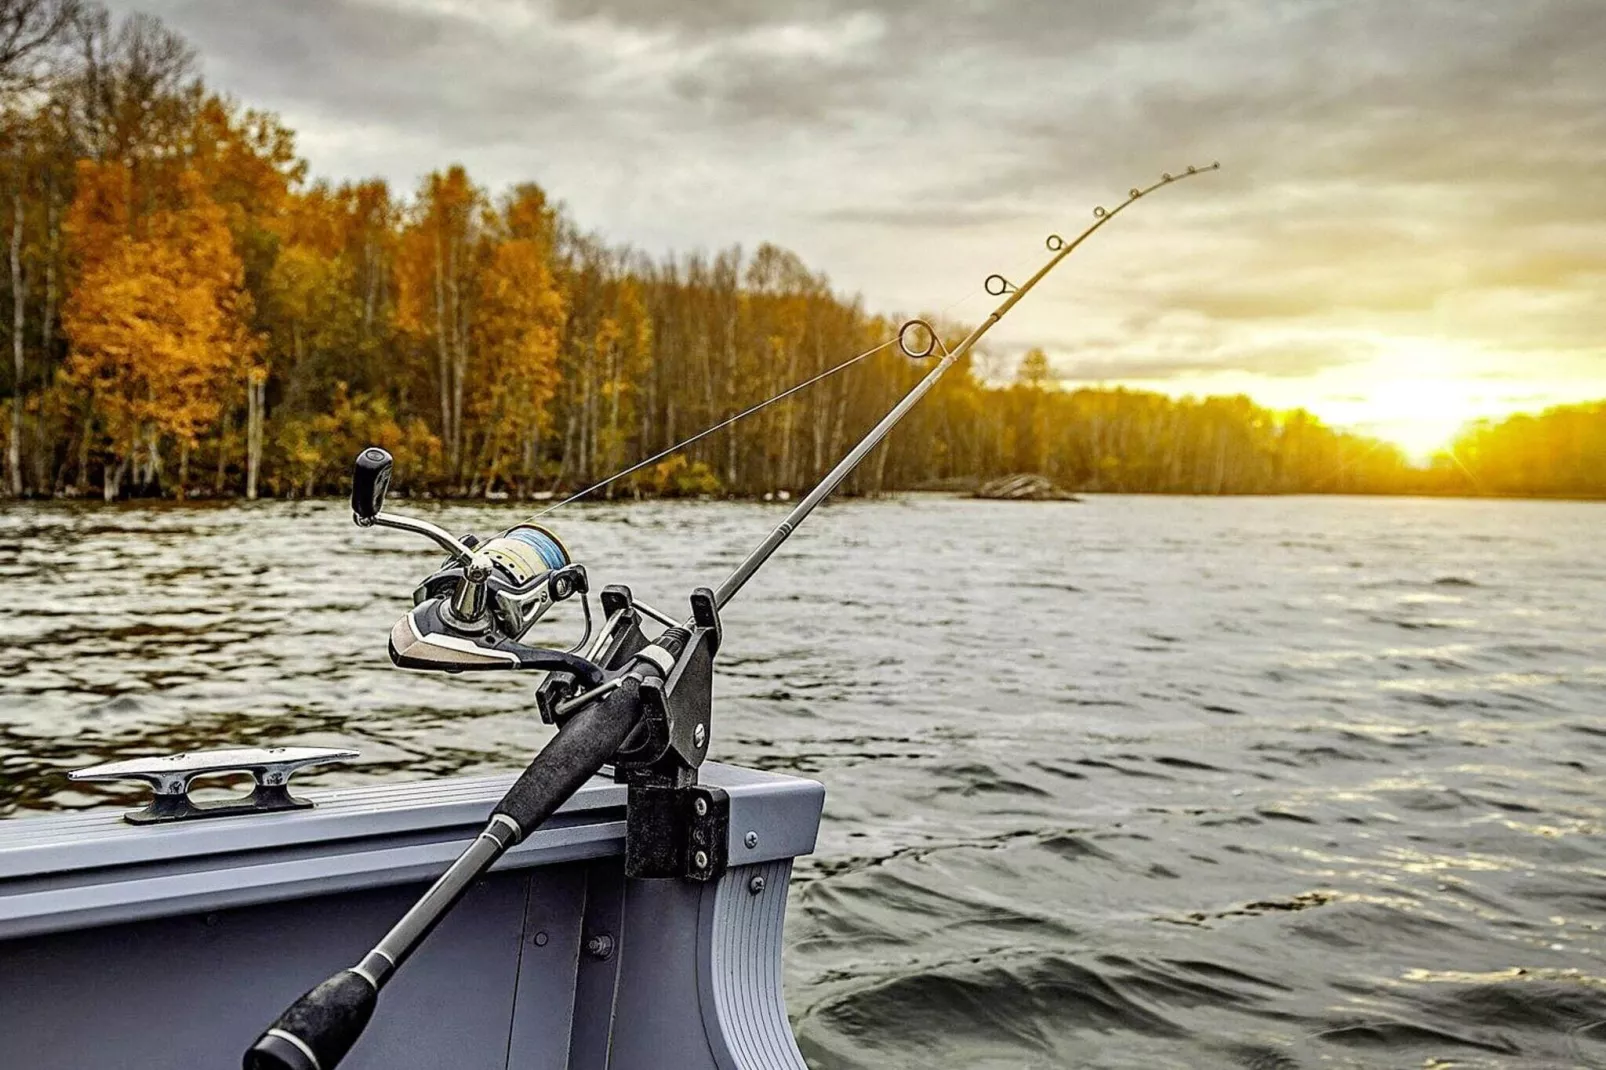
0 762 823 1069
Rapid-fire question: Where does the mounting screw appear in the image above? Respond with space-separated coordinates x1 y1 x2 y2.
693 724 707 747
693 850 709 870
585 933 614 960
744 831 759 849
694 796 709 817
533 931 549 947
748 875 766 895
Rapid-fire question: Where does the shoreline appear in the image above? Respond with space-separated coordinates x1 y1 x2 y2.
3 488 1603 508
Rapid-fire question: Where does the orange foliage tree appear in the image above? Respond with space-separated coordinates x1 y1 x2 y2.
467 185 565 493
61 162 258 498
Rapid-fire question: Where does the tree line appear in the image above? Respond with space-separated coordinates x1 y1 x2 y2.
0 2 1598 504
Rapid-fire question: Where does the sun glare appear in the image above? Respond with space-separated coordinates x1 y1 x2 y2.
1309 378 1511 462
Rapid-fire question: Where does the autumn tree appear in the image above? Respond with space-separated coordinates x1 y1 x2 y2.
0 0 80 96
61 163 256 498
394 165 484 486
2 0 80 494
465 184 564 493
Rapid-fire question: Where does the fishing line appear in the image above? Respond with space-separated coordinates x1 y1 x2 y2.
521 335 902 522
524 162 1220 524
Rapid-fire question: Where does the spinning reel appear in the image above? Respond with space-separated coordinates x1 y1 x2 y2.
352 448 606 686
349 446 714 790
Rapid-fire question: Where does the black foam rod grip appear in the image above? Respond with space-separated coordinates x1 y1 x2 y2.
351 447 393 520
494 677 644 832
244 969 378 1070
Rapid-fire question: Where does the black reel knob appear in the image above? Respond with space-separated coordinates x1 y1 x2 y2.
352 448 394 521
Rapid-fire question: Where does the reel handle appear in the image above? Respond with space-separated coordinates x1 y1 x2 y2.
351 447 392 521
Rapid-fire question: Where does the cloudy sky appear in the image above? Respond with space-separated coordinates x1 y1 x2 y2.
110 0 1605 454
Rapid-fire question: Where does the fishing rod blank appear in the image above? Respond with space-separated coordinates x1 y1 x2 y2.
716 162 1220 609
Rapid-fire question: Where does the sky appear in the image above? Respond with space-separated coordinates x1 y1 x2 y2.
108 0 1606 457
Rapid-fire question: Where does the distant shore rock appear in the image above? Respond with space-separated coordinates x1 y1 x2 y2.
970 474 1080 501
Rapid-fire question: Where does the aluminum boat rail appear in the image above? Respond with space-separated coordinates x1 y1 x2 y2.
0 761 823 1070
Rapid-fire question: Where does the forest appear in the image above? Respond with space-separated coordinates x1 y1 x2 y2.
0 2 1600 504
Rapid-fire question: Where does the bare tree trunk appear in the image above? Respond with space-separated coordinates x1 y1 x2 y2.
35 183 58 491
9 182 25 497
104 452 126 501
448 229 466 488
433 229 452 477
146 427 163 491
75 403 91 493
723 317 737 489
557 408 576 488
245 373 264 500
606 339 620 496
779 337 803 488
580 348 593 483
872 436 890 494
215 412 230 493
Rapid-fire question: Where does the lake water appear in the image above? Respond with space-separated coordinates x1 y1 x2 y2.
2 495 1604 1069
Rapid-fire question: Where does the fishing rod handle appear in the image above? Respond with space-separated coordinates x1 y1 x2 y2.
494 627 687 830
244 637 686 1070
242 819 516 1070
245 971 376 1070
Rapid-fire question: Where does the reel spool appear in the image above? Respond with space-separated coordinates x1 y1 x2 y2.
478 525 575 593
409 522 589 643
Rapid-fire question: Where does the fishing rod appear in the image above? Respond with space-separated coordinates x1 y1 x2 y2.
244 161 1219 1070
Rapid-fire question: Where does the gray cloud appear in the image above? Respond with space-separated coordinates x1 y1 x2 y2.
102 0 1606 419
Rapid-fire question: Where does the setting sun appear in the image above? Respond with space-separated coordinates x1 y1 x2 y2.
1308 378 1496 461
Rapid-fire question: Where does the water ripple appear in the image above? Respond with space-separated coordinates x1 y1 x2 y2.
1 494 1604 1067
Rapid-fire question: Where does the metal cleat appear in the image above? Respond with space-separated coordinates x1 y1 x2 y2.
69 747 358 825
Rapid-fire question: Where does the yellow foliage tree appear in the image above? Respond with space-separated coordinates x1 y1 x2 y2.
469 227 565 491
272 382 440 497
61 162 259 498
393 166 485 483
594 278 651 489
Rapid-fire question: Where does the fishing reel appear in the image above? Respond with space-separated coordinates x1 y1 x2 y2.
350 448 606 687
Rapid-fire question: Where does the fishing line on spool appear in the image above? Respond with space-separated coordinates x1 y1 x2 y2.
520 334 908 522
